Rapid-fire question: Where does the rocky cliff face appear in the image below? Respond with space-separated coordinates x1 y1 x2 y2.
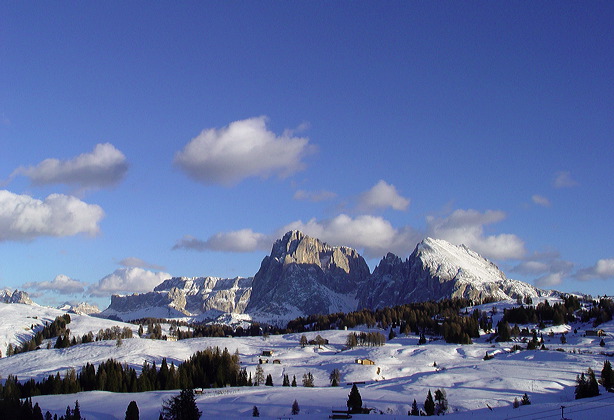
101 276 252 321
246 230 371 318
358 237 548 309
100 232 553 322
0 289 34 305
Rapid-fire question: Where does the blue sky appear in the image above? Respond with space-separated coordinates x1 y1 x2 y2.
1 2 613 308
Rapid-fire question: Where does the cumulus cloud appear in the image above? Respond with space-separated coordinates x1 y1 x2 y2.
282 214 421 258
512 251 574 288
358 180 410 211
24 274 86 294
426 209 526 260
12 143 128 191
173 228 271 253
554 171 579 188
532 194 551 207
293 189 337 202
535 272 564 287
174 117 315 185
88 267 172 297
0 190 104 241
118 257 166 271
576 259 614 281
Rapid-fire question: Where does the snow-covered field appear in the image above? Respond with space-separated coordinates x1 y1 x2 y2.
1 302 613 419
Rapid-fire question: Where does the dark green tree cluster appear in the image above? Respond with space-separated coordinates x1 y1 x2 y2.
0 396 45 420
9 315 71 355
95 326 133 341
408 389 448 416
503 300 573 326
345 331 386 348
580 298 613 327
575 367 600 399
0 347 243 399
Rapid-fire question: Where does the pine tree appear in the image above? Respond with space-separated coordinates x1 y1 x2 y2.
329 369 340 386
252 406 259 417
302 372 314 387
410 399 419 416
521 393 531 405
160 388 202 420
347 384 363 414
126 400 139 420
513 397 520 408
588 368 599 397
434 389 448 414
300 335 308 348
424 390 435 416
291 399 300 415
265 374 273 386
282 374 289 386
291 375 297 387
601 360 614 390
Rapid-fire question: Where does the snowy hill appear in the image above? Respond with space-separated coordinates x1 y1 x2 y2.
0 299 613 419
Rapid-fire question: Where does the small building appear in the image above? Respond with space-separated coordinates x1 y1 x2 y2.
262 350 274 357
586 329 606 337
272 359 281 364
258 358 269 364
165 335 177 342
355 358 375 366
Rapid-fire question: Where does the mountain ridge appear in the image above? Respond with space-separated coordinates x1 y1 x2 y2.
99 231 555 322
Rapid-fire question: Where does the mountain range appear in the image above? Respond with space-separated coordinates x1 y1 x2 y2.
99 230 554 322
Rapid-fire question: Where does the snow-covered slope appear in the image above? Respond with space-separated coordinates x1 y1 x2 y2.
0 299 610 419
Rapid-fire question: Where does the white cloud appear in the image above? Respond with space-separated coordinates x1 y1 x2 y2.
88 267 172 297
12 143 128 190
359 180 410 211
535 272 564 287
293 189 337 202
174 117 315 185
24 274 86 294
282 214 420 258
576 258 614 281
554 171 579 188
0 190 104 241
531 194 551 207
173 229 271 253
118 257 166 271
426 209 526 260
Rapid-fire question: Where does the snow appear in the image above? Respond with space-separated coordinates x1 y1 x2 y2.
1 302 613 419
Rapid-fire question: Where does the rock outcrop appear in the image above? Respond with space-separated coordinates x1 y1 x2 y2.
0 289 34 305
358 237 548 309
246 230 371 318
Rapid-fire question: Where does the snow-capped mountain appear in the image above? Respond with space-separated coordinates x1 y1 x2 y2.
358 237 552 310
100 232 555 322
0 288 34 305
246 230 371 319
101 276 252 321
58 302 101 315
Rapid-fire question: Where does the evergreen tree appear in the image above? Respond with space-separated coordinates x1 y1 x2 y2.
291 399 300 415
33 402 44 420
347 384 363 414
265 374 273 386
434 389 448 414
329 369 340 387
291 375 297 387
513 397 520 408
588 368 599 397
424 390 435 416
160 388 202 420
252 406 259 417
73 400 82 420
601 360 614 390
300 335 308 348
410 399 419 416
126 400 140 420
418 332 427 345
282 374 290 387
302 372 314 387
521 393 531 405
